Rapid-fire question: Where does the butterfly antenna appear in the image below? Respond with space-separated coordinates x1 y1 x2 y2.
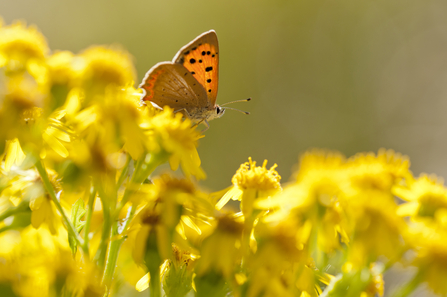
220 97 251 106
223 106 250 115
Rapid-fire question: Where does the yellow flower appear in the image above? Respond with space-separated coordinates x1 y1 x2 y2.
339 150 409 265
2 74 45 111
142 107 205 179
0 77 48 148
344 184 405 265
41 111 72 159
46 50 78 86
0 20 49 72
281 150 347 211
64 87 146 174
217 157 281 217
246 220 309 297
260 150 349 254
2 113 71 168
0 165 62 234
346 148 411 193
195 215 243 277
30 169 62 234
0 226 79 297
29 192 60 235
64 260 105 297
395 174 447 221
131 174 204 266
162 244 196 296
405 222 447 295
3 138 26 171
46 51 81 109
79 45 136 100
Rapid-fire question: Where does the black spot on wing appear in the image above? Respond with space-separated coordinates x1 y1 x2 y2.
207 79 211 83
205 66 213 72
190 58 196 64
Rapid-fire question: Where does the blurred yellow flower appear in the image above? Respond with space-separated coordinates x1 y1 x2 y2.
64 87 145 174
46 50 79 87
259 150 348 254
3 138 26 171
339 149 409 265
195 215 243 279
79 45 136 99
395 174 447 221
0 21 48 71
142 107 205 179
0 226 76 297
41 115 72 159
130 174 211 269
247 220 308 297
406 222 447 295
346 148 411 194
0 164 62 234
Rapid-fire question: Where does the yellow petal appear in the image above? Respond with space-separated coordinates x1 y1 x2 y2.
136 272 150 292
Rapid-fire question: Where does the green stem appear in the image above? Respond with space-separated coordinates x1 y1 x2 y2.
114 158 143 216
116 154 131 190
114 152 168 218
101 205 136 290
145 232 162 297
101 152 168 294
82 185 96 256
0 201 30 222
35 160 86 252
94 182 113 268
149 265 161 297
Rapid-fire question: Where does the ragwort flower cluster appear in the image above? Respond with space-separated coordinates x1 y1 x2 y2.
1 17 447 297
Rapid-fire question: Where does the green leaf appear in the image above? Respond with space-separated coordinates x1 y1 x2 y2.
68 198 86 255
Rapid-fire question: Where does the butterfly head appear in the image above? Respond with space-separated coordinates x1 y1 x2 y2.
201 105 225 122
215 105 226 118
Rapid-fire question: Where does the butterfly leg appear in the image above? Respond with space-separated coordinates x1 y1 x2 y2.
174 108 192 117
174 108 199 128
201 120 210 132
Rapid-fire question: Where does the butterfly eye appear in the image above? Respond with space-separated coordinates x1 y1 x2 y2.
216 106 222 114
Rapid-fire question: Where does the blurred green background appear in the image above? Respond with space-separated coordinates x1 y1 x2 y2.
3 0 447 192
2 0 445 296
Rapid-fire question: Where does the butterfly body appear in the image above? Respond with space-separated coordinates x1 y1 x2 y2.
140 30 223 129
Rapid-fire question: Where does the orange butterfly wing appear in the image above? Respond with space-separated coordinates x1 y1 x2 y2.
173 30 219 107
139 62 208 110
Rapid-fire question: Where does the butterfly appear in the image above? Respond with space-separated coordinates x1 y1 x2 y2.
139 30 249 131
